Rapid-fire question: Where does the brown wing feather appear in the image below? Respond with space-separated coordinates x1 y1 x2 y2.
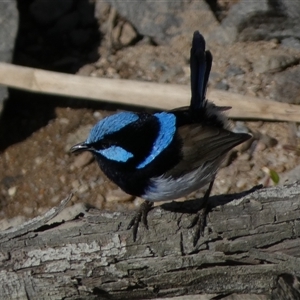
165 124 250 178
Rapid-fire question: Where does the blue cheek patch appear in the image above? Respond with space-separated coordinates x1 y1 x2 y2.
87 112 139 144
137 112 176 169
98 146 134 163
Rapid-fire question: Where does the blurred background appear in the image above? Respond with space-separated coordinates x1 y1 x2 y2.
0 0 300 229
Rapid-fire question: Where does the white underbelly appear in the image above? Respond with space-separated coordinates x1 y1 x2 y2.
142 164 217 202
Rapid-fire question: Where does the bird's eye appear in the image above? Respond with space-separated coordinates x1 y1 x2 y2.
101 140 112 149
90 140 112 150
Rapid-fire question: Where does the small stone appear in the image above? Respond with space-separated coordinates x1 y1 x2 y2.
93 111 103 120
239 153 251 161
226 65 245 77
159 66 183 83
78 184 89 194
72 152 94 169
51 195 60 204
260 134 278 148
59 118 69 125
89 180 98 190
72 180 80 189
106 67 118 77
34 157 43 165
8 186 17 196
120 22 137 46
23 206 34 215
60 176 66 184
77 64 96 77
95 194 105 208
237 162 252 172
133 197 144 207
236 178 247 189
215 80 230 91
209 72 223 83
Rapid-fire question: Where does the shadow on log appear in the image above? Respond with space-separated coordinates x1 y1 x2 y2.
1 182 300 299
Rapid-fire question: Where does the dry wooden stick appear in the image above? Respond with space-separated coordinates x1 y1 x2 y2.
0 62 299 122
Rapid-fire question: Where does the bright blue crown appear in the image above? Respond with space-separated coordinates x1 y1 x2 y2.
86 112 139 144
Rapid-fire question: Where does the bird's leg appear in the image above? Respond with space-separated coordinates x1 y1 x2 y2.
127 201 154 242
188 179 214 246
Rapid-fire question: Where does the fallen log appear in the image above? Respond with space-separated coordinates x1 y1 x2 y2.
1 183 300 299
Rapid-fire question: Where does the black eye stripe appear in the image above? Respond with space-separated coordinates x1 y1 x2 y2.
101 140 111 148
91 139 113 150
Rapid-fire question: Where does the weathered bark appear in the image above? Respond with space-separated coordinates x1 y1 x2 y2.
1 183 300 300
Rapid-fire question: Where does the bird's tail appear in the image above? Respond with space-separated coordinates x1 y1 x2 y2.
190 31 212 110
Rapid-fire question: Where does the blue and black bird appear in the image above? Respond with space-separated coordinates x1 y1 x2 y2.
71 31 251 245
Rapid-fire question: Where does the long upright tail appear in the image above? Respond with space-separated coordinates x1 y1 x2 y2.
190 31 212 110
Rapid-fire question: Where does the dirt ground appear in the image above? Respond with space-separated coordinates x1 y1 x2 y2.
1 32 300 229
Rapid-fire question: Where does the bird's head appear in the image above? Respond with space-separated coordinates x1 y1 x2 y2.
70 111 179 171
71 112 139 165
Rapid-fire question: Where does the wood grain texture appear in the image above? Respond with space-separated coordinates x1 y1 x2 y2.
1 183 300 299
1 62 300 122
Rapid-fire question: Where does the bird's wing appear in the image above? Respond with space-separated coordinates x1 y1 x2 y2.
165 124 250 178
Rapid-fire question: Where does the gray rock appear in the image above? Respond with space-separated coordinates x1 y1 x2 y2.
0 2 18 61
0 0 18 116
215 80 230 91
30 0 74 25
281 37 300 50
219 0 300 43
99 0 220 44
208 72 224 86
270 66 300 104
279 1 300 19
226 65 245 77
219 0 270 43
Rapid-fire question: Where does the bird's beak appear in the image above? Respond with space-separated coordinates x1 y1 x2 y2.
70 142 90 153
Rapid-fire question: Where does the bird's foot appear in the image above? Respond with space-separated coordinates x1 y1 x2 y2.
127 201 154 242
188 203 208 246
188 180 214 246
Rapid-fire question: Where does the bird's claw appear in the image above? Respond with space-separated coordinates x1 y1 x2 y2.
127 201 153 241
188 206 208 246
187 180 214 246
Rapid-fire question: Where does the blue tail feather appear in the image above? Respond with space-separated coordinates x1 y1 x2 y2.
190 31 212 110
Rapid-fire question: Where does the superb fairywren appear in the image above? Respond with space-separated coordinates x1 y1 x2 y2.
71 31 251 245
